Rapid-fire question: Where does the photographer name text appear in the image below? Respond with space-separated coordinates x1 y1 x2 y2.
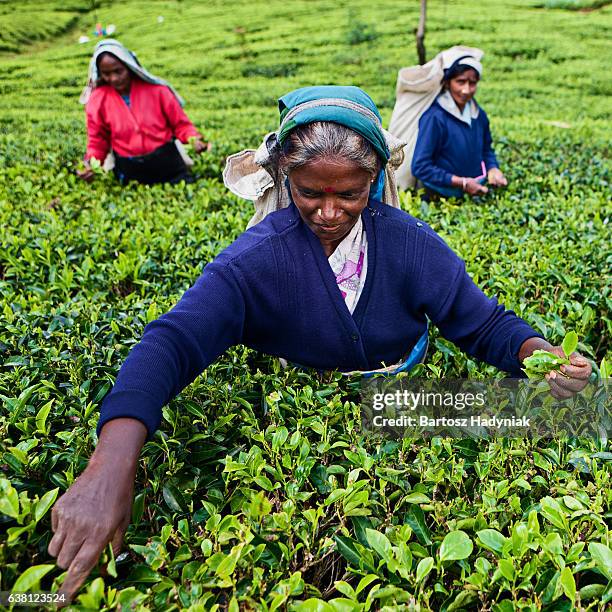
372 415 531 428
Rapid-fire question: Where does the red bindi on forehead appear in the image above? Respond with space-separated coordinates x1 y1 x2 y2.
322 186 335 193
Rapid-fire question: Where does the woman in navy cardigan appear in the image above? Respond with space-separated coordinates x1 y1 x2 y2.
412 56 508 199
47 87 590 600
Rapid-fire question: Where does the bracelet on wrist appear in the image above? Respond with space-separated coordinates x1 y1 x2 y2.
462 177 467 191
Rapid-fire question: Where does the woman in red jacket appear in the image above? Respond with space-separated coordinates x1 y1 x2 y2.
78 39 210 185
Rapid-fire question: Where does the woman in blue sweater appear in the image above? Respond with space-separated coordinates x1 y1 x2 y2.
47 86 589 600
412 56 508 199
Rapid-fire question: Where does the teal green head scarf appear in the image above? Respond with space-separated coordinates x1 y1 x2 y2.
277 86 389 162
276 86 390 200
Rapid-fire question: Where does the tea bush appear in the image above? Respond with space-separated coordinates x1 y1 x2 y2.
0 0 610 609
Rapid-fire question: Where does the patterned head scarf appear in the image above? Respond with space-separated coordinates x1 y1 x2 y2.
277 86 389 161
274 86 390 200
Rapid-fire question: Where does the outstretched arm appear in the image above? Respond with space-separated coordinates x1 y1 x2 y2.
98 260 246 437
420 227 589 387
49 260 246 600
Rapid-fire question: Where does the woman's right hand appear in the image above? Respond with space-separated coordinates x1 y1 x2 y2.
48 418 147 602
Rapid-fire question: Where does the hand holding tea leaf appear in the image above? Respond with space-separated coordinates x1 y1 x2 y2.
522 349 569 379
191 137 212 153
521 332 591 399
76 158 101 182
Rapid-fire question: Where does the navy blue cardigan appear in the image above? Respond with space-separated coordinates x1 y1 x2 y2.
98 200 539 437
411 97 499 190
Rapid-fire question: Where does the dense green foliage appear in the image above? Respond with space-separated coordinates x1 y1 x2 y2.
1 0 610 609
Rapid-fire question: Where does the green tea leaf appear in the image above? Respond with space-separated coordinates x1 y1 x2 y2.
476 529 508 555
215 548 240 578
34 488 58 522
402 492 431 504
365 528 392 562
12 565 55 592
578 583 605 601
561 331 578 358
439 530 473 562
498 559 514 581
415 557 434 584
162 484 188 513
272 426 289 452
540 496 568 531
334 535 376 573
35 400 54 435
132 491 146 525
588 542 612 580
600 357 609 380
0 481 19 518
254 475 274 491
559 566 576 601
405 504 432 545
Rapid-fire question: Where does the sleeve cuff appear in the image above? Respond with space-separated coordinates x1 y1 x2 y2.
177 130 202 143
85 152 106 163
96 389 162 440
507 328 545 377
444 172 454 186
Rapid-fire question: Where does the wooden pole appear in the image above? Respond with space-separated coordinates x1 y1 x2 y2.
416 0 427 65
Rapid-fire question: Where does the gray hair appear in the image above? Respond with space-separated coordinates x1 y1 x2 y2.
278 122 381 177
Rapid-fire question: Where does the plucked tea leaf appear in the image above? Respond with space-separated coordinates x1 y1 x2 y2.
561 331 578 358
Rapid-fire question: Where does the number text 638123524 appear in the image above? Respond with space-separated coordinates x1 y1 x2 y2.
0 592 67 607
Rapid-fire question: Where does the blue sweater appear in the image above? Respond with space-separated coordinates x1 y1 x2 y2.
411 96 499 192
98 200 539 438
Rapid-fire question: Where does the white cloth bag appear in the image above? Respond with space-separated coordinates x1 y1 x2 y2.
100 139 193 172
388 45 484 190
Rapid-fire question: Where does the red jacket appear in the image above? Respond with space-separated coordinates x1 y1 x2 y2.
85 78 201 161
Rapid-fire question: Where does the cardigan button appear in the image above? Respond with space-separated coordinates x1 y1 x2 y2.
416 222 423 227
351 334 359 342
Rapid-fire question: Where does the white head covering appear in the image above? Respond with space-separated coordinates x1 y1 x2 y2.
455 56 483 76
79 39 184 106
